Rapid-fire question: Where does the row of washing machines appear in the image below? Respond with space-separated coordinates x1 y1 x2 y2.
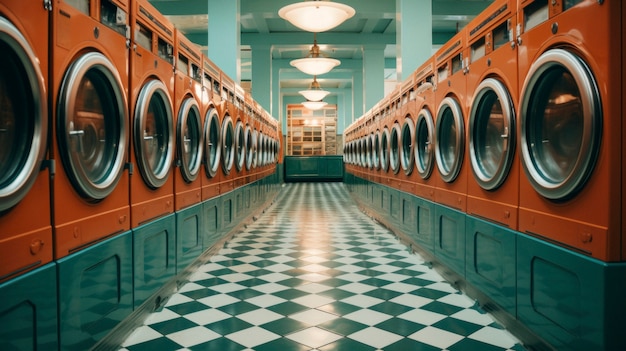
0 0 281 349
345 0 626 350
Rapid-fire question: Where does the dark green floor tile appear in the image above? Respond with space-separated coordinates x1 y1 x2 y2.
226 288 265 300
260 318 309 335
369 301 414 316
432 315 484 336
149 317 198 335
267 301 310 316
401 277 438 287
217 301 260 316
447 337 513 351
382 253 408 261
237 277 273 288
421 300 464 316
317 301 362 316
272 288 310 300
189 336 245 351
244 268 273 277
256 252 280 259
254 337 310 351
317 278 352 288
363 288 403 301
275 277 307 287
230 245 256 251
284 268 310 277
353 261 382 269
202 267 236 276
347 247 371 253
318 288 357 301
248 260 275 268
375 317 426 336
360 277 394 288
318 317 369 336
167 301 211 316
318 337 376 351
205 317 253 335
215 259 246 267
181 287 220 300
126 337 183 351
193 277 229 288
410 287 450 300
384 337 441 351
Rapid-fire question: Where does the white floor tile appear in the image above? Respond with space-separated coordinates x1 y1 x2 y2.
236 309 284 325
289 309 338 325
408 326 464 349
469 326 520 348
397 309 446 326
245 294 287 308
348 327 403 349
286 327 342 348
184 308 231 326
343 309 392 326
341 294 384 308
292 294 335 308
295 282 333 294
226 326 280 348
167 326 220 347
121 326 162 347
197 294 240 308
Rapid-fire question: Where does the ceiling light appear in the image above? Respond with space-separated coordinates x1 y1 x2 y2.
290 33 340 75
278 1 355 33
302 100 328 110
299 76 330 102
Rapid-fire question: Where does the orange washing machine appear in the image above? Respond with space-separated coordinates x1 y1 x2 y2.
50 0 133 348
173 29 203 211
398 76 419 193
388 88 403 185
515 1 626 349
466 0 519 229
434 29 469 213
413 59 438 202
201 55 222 201
0 0 52 282
516 0 623 261
233 84 248 187
244 95 258 181
129 0 176 227
50 0 131 260
433 29 469 276
219 74 237 193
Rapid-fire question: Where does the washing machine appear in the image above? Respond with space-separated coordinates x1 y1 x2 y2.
201 55 222 201
0 0 52 282
398 76 419 193
50 0 131 259
233 84 249 188
465 0 519 229
434 29 469 212
173 29 203 211
516 0 623 261
129 0 176 227
219 74 237 194
413 59 437 202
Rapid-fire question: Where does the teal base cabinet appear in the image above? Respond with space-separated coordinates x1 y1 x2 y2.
434 204 466 277
0 263 58 351
176 203 204 273
284 156 344 182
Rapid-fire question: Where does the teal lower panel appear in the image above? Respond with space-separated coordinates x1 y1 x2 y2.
465 216 516 316
434 204 466 277
176 203 204 272
411 197 436 254
517 234 626 351
221 192 235 234
57 232 132 351
133 214 176 309
203 197 222 250
0 263 58 351
400 193 416 234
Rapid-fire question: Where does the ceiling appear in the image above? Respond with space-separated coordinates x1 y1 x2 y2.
149 0 494 97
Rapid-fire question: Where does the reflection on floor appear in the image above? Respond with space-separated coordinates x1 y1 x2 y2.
119 183 526 351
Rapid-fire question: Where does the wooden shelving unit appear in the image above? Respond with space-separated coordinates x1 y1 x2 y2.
287 104 337 156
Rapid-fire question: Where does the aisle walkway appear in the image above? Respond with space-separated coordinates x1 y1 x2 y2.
119 183 525 351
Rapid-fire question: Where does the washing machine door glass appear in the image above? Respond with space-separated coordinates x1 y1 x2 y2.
390 123 401 174
58 52 127 200
520 49 601 200
365 134 372 169
203 107 221 178
234 121 245 172
257 132 264 166
469 78 515 190
245 125 253 170
221 115 235 174
415 108 435 179
380 128 390 172
176 98 202 183
251 129 258 168
435 97 465 183
371 132 380 170
134 80 174 189
401 117 415 175
0 19 48 211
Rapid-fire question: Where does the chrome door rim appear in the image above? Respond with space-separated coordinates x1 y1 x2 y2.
401 117 416 175
415 108 435 179
176 97 203 182
390 122 401 174
435 96 465 183
234 120 245 172
203 107 221 178
221 114 235 174
380 127 390 172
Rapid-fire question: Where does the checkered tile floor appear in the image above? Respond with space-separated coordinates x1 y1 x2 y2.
119 183 526 351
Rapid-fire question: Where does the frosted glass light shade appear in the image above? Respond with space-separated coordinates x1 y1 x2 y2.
299 89 330 102
278 1 355 32
291 57 340 75
302 100 328 110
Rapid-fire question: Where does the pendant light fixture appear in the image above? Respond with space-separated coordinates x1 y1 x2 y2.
302 100 328 110
290 33 340 76
279 0 355 33
299 76 330 102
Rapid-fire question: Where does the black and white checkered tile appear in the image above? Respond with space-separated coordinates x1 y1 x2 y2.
119 183 526 351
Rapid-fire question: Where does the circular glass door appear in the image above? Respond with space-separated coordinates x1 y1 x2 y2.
435 96 465 183
366 134 373 169
203 106 221 178
177 97 202 183
251 129 258 168
257 132 264 166
57 52 128 200
520 48 601 200
415 108 435 179
234 120 245 172
0 18 48 211
372 132 380 170
360 137 367 167
134 80 174 189
401 117 415 175
380 127 390 172
221 114 235 175
469 78 515 190
245 125 253 171
390 123 401 174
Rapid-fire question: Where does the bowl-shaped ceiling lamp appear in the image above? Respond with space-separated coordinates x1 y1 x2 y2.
302 100 328 110
290 34 340 75
278 1 355 33
299 76 330 102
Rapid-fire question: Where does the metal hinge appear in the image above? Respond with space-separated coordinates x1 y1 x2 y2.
44 0 52 11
